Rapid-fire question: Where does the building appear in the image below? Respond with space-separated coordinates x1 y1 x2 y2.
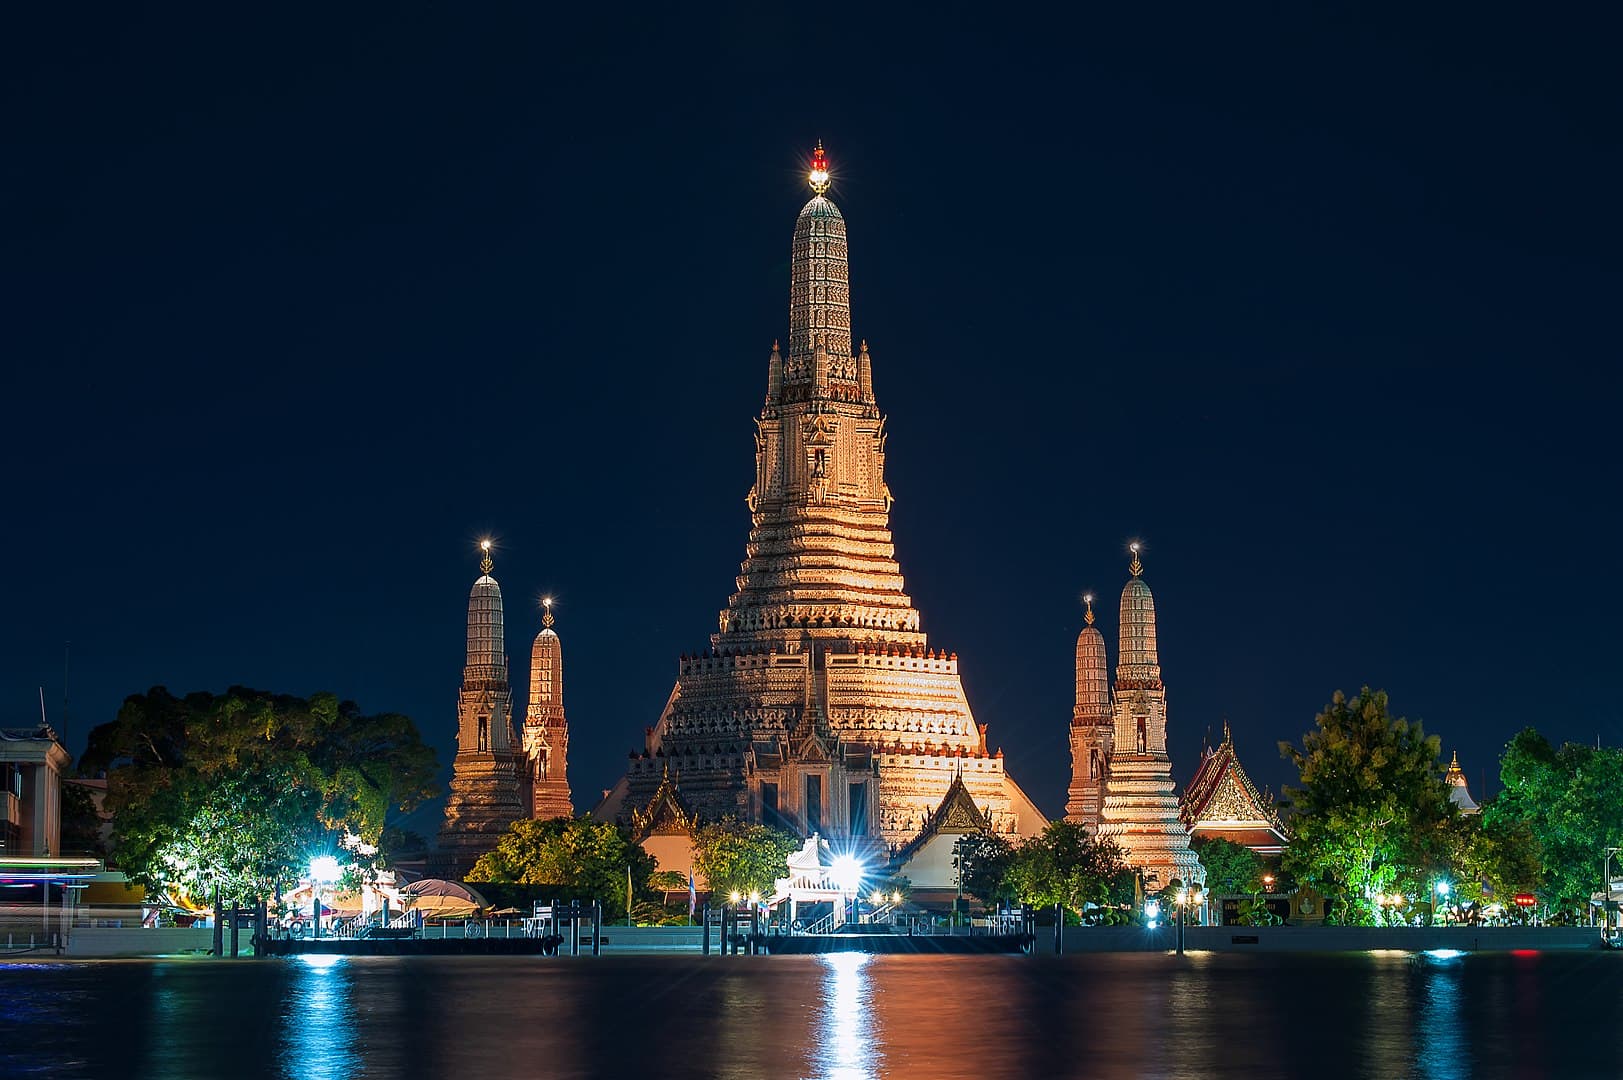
1 723 71 857
1096 546 1204 891
435 542 527 878
1064 594 1112 829
522 598 572 819
1445 750 1480 815
1180 722 1288 856
596 144 1045 862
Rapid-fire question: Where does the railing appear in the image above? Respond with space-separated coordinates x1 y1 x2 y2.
800 910 839 935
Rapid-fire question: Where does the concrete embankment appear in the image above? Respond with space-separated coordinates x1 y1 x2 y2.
42 923 1607 958
1055 924 1603 953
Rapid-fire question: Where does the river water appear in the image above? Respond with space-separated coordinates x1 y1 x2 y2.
3 951 1621 1078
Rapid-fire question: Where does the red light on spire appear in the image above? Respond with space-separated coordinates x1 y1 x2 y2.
808 141 831 194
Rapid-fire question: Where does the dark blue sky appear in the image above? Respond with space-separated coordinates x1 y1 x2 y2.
6 4 1619 839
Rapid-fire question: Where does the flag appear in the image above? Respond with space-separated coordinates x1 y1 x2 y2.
688 872 697 918
627 864 634 927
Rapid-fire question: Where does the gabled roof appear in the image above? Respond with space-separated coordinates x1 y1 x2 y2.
630 765 695 839
890 771 992 866
1181 723 1288 851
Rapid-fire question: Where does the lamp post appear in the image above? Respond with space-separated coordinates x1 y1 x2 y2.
1434 880 1451 927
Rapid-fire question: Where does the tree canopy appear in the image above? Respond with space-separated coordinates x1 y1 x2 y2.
690 818 799 898
79 686 438 900
468 817 655 921
1279 688 1456 923
952 832 1016 905
1193 837 1265 896
1486 727 1623 907
1004 821 1133 916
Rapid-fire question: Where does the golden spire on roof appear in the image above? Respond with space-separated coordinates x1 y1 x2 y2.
1129 542 1143 578
808 141 831 195
479 538 494 576
1083 593 1095 627
542 595 555 630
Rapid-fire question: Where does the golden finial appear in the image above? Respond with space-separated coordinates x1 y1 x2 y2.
1129 541 1143 578
1083 593 1095 627
479 538 493 575
1222 719 1232 745
542 595 555 630
808 141 831 195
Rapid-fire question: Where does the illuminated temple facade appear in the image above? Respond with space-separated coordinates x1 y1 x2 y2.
598 146 1044 859
1085 547 1204 891
436 546 574 878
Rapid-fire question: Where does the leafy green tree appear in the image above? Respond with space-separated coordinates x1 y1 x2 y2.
79 687 438 904
953 832 1016 905
1193 837 1264 896
691 818 799 898
468 817 655 922
1004 821 1132 919
1279 688 1457 924
1487 728 1623 909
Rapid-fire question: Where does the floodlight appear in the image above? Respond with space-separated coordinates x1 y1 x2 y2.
830 854 864 894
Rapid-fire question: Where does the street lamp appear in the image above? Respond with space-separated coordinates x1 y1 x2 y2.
1434 880 1452 927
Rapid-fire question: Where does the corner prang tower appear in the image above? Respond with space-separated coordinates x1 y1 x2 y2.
1097 545 1202 890
1065 594 1113 828
523 597 572 819
436 541 526 877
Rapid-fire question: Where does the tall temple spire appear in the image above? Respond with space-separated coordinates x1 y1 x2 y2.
1098 546 1202 890
525 594 572 819
437 538 525 877
1066 591 1114 828
607 142 1044 860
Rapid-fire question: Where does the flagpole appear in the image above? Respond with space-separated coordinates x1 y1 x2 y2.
626 864 633 928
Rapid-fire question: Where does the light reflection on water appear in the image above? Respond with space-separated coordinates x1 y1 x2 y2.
279 955 358 1079
3 951 1622 1079
818 953 880 1080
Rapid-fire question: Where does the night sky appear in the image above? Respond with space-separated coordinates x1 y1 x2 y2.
7 5 1620 841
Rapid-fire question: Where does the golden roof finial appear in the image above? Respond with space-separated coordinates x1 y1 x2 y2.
542 595 555 630
1083 593 1095 627
1129 541 1143 578
1222 718 1232 745
809 141 831 195
479 538 493 576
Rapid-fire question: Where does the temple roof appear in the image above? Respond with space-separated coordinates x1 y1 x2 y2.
1181 722 1288 852
1445 751 1480 814
630 766 695 839
889 771 992 866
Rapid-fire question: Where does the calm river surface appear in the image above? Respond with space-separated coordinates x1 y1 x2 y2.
3 951 1622 1079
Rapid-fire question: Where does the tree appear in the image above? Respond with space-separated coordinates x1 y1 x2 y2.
690 818 799 898
468 817 655 922
1192 837 1264 896
1487 727 1623 909
1279 688 1457 924
1004 822 1132 919
79 686 438 904
953 832 1016 905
